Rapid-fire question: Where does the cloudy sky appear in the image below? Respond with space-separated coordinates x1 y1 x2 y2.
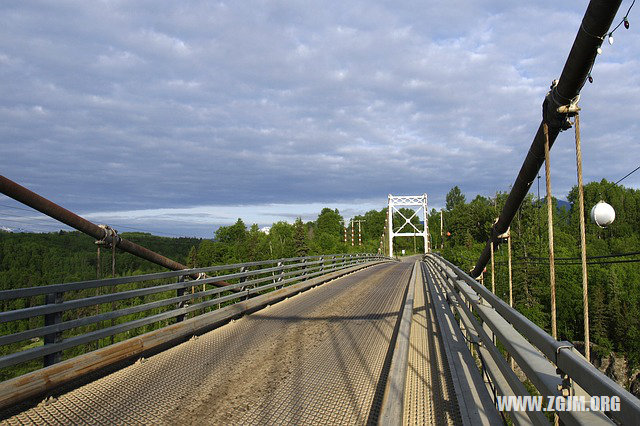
1 0 638 237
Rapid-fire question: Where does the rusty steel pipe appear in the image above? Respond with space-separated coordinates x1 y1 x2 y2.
471 0 622 278
0 175 226 285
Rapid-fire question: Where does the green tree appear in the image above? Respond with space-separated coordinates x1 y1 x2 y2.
269 221 294 259
293 218 309 257
214 219 247 244
186 245 197 268
446 185 466 211
246 224 268 262
316 208 343 236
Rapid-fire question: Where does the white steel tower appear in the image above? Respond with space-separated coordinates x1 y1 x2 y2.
387 194 429 257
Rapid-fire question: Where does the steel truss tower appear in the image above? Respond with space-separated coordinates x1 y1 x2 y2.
387 194 429 257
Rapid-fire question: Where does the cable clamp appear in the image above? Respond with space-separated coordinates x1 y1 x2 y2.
550 81 580 113
95 224 120 248
543 80 579 130
555 90 581 116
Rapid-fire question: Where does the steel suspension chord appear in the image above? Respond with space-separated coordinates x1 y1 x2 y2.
471 0 623 278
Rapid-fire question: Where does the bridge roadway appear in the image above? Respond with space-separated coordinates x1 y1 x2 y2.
4 259 467 425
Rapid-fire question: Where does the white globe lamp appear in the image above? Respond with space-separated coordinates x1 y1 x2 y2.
590 201 615 228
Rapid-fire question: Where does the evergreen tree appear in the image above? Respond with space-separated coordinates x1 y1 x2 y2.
293 217 309 257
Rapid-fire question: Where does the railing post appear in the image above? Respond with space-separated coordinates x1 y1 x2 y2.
239 266 250 299
43 292 63 366
276 261 284 287
176 275 186 323
239 266 248 289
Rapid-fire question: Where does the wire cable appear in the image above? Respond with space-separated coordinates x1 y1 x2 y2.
609 0 636 35
615 165 640 185
519 251 640 261
497 257 640 266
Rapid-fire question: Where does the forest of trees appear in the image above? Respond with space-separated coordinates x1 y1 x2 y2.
0 231 203 289
1 179 639 386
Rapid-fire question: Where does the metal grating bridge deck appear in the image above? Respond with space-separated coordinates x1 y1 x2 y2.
3 261 464 425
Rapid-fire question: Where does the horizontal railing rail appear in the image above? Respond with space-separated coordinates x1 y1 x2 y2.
0 253 392 381
0 253 351 301
427 253 640 426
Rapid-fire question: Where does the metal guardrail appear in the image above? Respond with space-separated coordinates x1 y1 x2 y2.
427 253 640 425
0 253 390 380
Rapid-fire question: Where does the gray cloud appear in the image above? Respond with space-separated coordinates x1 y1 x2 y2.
1 1 639 236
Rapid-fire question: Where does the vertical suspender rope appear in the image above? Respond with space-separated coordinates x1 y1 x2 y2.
96 247 101 280
440 209 444 250
508 233 513 307
490 240 495 293
544 122 558 340
110 228 117 344
111 231 116 278
574 113 590 361
95 246 101 330
545 121 561 426
508 231 515 370
351 220 354 247
413 230 416 254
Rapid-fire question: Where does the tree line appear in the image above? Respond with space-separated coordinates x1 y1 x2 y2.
191 207 425 268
